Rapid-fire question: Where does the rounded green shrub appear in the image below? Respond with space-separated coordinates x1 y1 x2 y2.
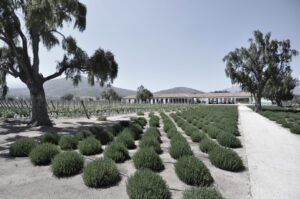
206 127 220 139
137 111 144 116
78 137 102 155
10 137 38 157
123 124 143 140
291 126 300 134
133 148 164 171
183 187 224 199
149 115 160 127
126 169 170 199
119 120 130 128
89 125 104 134
97 116 107 121
75 130 93 141
175 156 213 186
199 138 219 153
51 151 84 177
144 127 161 143
59 135 78 150
93 129 113 145
41 132 61 144
208 147 244 171
139 136 162 154
29 143 60 165
216 132 241 148
104 141 130 163
149 112 155 118
115 132 136 149
191 132 206 142
110 123 123 136
82 158 120 188
167 128 179 138
169 136 193 159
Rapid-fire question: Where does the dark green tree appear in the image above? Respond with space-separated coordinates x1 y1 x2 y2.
223 30 298 111
0 0 118 126
61 94 74 101
136 85 153 103
101 88 121 102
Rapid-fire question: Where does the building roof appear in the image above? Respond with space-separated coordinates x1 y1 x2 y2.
123 92 251 99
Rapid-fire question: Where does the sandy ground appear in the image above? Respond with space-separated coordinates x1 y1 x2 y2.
238 105 300 199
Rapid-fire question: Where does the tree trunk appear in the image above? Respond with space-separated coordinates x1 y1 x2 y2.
254 93 262 112
276 99 282 107
27 82 52 126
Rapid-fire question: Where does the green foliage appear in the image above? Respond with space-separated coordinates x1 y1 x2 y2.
104 141 130 163
41 132 61 145
208 147 244 171
119 120 131 128
139 135 162 154
101 88 121 101
78 137 102 155
82 158 120 188
136 85 153 102
126 169 170 199
199 138 220 153
93 128 114 145
291 126 300 134
10 137 38 157
169 134 193 159
143 127 162 143
29 143 60 165
75 130 93 141
183 187 224 199
137 112 144 116
115 131 136 149
61 94 74 101
59 135 78 150
191 131 206 142
205 126 220 139
149 115 160 127
51 151 84 177
149 112 155 117
175 156 213 186
216 132 241 148
133 148 164 172
97 116 107 121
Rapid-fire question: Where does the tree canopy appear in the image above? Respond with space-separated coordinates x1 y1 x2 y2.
101 88 121 102
223 30 298 111
136 85 153 102
0 0 118 125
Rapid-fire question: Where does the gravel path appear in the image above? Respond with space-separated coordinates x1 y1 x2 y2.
239 105 300 199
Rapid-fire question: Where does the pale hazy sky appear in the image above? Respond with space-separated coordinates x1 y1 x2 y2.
6 0 300 92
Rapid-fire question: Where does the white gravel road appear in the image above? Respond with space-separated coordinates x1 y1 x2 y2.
238 105 300 199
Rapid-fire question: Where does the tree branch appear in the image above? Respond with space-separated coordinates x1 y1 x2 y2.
43 66 67 82
0 67 18 77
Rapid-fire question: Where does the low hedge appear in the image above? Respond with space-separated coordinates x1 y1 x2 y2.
126 169 170 199
75 130 93 141
199 138 219 153
133 148 164 172
128 124 143 140
216 132 241 148
51 151 84 177
167 128 179 139
175 156 213 186
139 136 162 154
191 131 206 142
93 128 114 145
206 126 220 139
137 111 144 116
183 187 224 199
131 117 147 128
30 143 60 165
208 147 244 171
104 141 130 163
10 137 38 157
291 126 300 134
143 127 161 143
149 115 160 127
97 116 107 121
115 132 136 149
149 112 155 118
78 137 102 155
169 135 193 159
82 158 120 188
119 120 130 128
41 132 61 144
59 135 78 150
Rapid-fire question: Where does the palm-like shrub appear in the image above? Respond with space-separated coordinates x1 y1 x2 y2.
30 143 60 165
126 169 170 199
51 151 84 177
208 147 244 171
183 187 224 199
133 148 164 172
41 132 61 144
59 135 78 150
115 132 136 149
10 137 38 157
104 141 130 163
175 156 213 186
78 137 102 155
139 136 162 154
75 130 93 141
199 138 219 153
82 158 120 188
216 132 241 148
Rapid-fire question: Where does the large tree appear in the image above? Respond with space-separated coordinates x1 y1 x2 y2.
136 85 153 103
0 0 118 126
101 88 121 102
223 30 298 111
